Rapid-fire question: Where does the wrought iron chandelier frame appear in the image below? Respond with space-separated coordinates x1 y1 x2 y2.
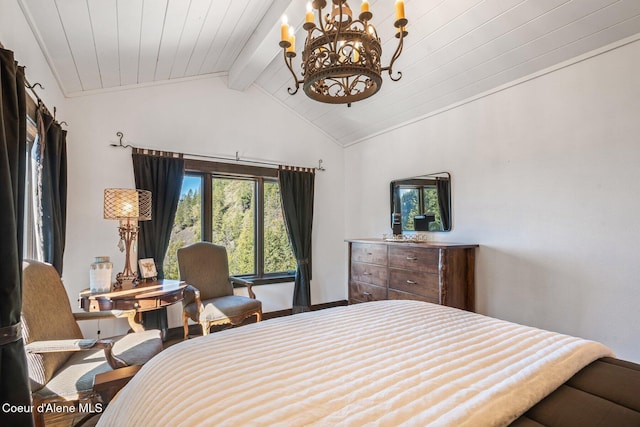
279 0 408 106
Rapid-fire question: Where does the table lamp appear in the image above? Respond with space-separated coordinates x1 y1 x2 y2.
103 188 152 288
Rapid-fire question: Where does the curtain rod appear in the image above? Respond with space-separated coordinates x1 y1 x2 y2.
0 41 67 126
110 131 326 171
24 77 68 126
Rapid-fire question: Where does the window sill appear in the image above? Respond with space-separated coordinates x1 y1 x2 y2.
233 274 295 287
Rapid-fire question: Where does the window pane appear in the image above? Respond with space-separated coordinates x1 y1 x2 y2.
423 186 443 231
399 188 419 231
164 175 202 279
211 178 255 276
264 181 296 274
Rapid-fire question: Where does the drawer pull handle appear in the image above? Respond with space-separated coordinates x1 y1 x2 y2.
366 252 372 256
363 292 372 296
362 272 371 276
406 256 418 261
406 280 417 285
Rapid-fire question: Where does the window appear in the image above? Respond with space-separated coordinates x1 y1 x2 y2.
23 99 40 260
164 160 296 282
398 184 443 232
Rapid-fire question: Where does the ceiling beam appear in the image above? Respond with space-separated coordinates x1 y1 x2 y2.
228 0 306 91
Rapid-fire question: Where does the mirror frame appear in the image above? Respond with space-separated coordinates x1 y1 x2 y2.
390 172 452 233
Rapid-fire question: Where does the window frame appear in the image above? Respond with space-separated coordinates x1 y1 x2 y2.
184 159 295 285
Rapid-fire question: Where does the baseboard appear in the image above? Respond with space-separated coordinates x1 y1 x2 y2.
166 300 348 341
263 300 349 320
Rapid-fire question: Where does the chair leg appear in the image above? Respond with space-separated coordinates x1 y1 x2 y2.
182 312 190 340
256 310 262 322
201 321 211 336
32 402 45 427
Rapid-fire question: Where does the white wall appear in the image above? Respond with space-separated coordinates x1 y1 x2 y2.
345 39 640 362
61 77 345 337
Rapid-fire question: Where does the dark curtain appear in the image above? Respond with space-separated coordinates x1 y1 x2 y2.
436 177 451 231
36 108 67 274
132 150 184 337
278 167 315 314
0 47 34 427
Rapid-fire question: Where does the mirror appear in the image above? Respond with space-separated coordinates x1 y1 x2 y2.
390 172 451 233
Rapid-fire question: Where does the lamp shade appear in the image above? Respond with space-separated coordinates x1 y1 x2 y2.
104 188 152 221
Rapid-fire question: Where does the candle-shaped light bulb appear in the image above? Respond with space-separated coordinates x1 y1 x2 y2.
281 15 289 43
395 0 405 21
306 3 314 23
353 42 361 63
361 0 369 13
287 27 295 53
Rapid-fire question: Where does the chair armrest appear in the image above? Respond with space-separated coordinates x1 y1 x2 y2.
25 339 127 370
230 276 256 299
73 311 120 321
93 365 142 405
182 285 202 311
25 339 99 353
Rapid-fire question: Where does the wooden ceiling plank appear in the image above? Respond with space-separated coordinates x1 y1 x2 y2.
185 0 228 76
18 0 83 93
169 0 213 79
154 0 191 81
117 0 143 86
409 0 570 79
229 0 315 91
198 0 249 74
54 0 102 90
215 0 272 71
138 0 168 84
87 0 119 88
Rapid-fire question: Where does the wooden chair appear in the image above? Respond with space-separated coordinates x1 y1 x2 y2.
21 260 163 427
177 242 262 339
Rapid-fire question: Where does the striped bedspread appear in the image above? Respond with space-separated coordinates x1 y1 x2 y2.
97 300 612 426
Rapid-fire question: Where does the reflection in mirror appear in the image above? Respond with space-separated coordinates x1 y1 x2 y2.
390 172 451 232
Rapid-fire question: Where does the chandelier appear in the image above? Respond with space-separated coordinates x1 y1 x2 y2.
279 0 408 106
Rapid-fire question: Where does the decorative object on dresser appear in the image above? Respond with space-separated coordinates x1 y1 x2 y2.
103 188 152 288
346 238 477 311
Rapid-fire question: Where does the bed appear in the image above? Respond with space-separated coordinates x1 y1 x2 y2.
97 300 638 426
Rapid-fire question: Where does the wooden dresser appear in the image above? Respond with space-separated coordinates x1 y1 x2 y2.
346 238 478 311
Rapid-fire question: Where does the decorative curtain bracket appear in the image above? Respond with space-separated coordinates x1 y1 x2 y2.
110 131 134 149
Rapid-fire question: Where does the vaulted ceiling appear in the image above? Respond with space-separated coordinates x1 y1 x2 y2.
18 0 640 146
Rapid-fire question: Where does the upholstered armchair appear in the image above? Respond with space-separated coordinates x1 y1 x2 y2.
21 260 163 427
177 242 262 339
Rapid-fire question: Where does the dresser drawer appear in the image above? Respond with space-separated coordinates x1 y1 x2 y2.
388 289 439 304
389 269 439 299
388 246 439 273
351 262 387 287
351 243 387 265
349 281 387 302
